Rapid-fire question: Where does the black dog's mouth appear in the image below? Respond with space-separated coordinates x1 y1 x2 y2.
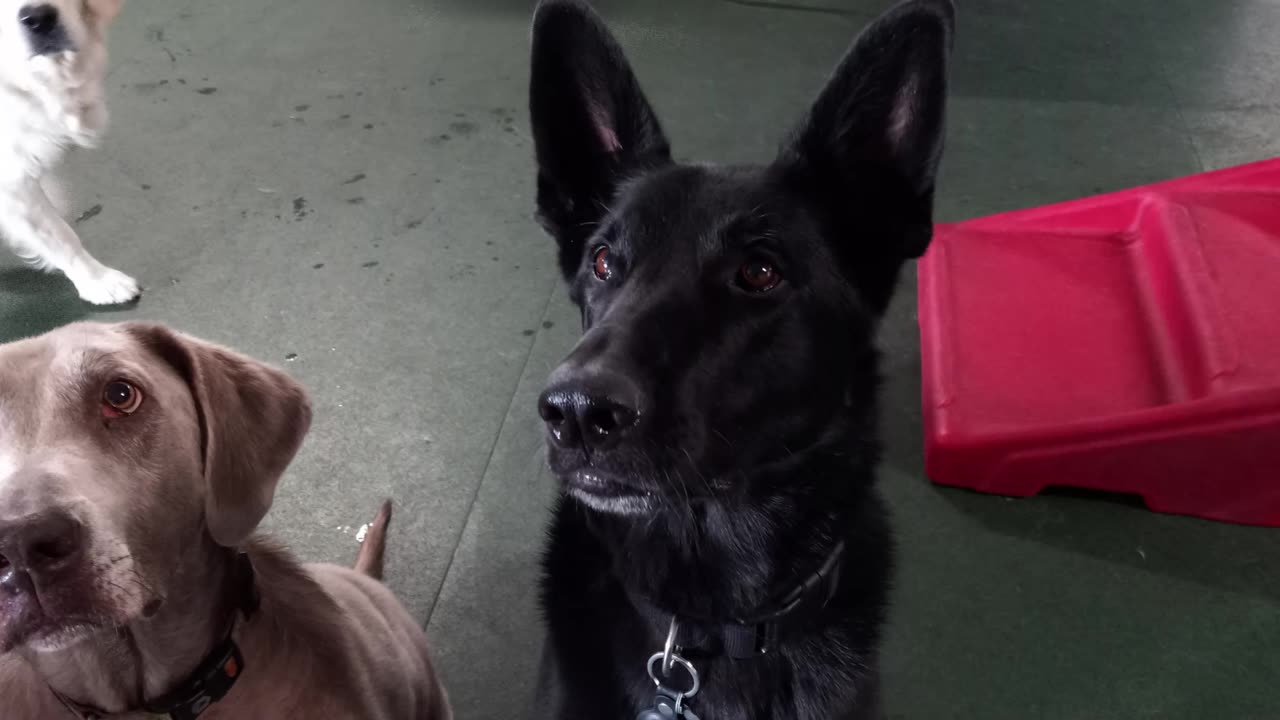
561 468 656 515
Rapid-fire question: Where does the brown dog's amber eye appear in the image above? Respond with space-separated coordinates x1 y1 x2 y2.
103 380 143 417
738 260 782 293
592 246 614 281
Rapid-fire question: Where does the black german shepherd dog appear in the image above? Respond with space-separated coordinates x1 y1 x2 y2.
529 1 952 717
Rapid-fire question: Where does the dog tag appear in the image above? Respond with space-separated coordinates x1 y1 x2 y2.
635 690 699 720
634 693 674 719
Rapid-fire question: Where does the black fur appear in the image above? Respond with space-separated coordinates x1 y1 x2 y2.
528 1 953 718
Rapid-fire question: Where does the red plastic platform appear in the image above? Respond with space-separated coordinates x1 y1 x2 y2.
919 158 1280 527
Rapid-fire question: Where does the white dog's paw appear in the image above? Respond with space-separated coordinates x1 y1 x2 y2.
66 106 108 148
71 266 141 305
69 124 104 149
68 130 103 149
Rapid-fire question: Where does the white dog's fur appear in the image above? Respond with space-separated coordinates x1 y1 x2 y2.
0 0 138 304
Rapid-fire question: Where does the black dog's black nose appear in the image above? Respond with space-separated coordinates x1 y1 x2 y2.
0 511 84 577
539 379 640 451
18 4 59 35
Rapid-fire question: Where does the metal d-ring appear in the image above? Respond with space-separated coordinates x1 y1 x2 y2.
647 652 700 699
662 617 679 674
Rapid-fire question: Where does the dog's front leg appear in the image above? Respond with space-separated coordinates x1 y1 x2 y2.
0 178 140 304
68 74 111 149
27 60 109 149
68 99 109 149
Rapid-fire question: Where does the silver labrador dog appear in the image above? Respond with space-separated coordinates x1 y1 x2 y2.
0 322 450 719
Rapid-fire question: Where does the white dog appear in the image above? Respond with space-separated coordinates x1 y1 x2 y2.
0 0 139 304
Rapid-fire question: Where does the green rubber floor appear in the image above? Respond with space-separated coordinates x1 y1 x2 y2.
5 0 1276 717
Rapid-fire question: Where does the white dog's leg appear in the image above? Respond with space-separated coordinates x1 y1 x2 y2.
0 178 140 304
66 99 109 149
39 173 71 216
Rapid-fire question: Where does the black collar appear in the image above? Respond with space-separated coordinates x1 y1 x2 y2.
632 539 847 660
53 553 259 720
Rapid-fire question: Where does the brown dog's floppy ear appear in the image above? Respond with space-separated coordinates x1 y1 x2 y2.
85 0 125 26
126 323 312 547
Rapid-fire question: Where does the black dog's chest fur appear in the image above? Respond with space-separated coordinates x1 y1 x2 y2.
539 495 893 720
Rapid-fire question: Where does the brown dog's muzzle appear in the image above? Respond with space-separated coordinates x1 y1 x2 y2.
0 509 86 582
0 473 93 651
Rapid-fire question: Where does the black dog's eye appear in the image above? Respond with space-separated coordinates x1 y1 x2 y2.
592 245 614 281
737 259 783 293
103 380 143 418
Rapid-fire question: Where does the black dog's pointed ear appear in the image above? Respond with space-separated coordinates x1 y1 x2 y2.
778 0 953 265
529 0 672 280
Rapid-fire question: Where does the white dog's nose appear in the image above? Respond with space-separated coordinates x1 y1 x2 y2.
18 4 59 36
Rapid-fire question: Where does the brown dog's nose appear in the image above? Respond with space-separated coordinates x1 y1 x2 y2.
0 511 84 577
18 4 59 35
539 374 641 452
